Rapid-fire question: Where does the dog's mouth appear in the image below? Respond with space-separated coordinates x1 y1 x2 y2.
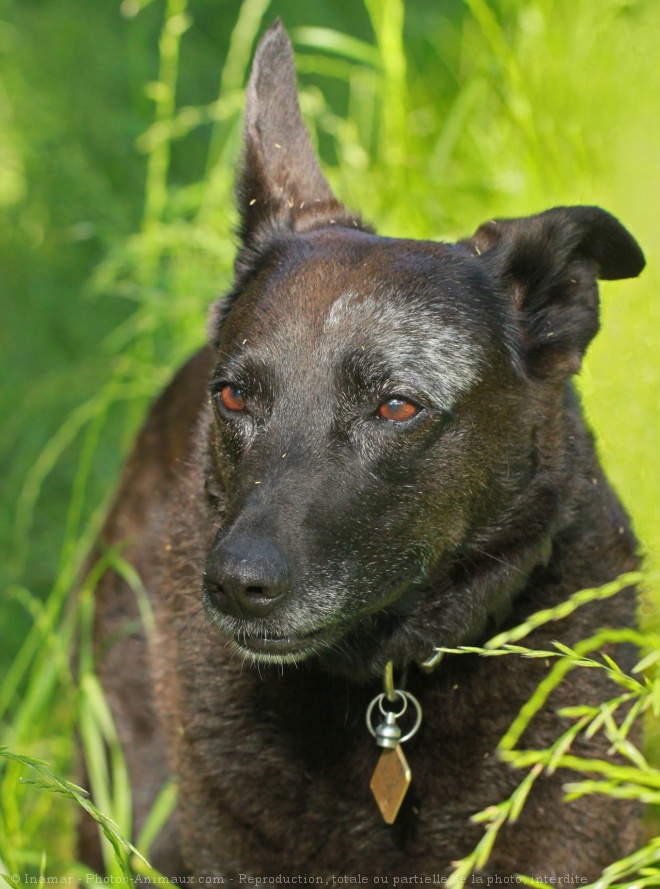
231 626 329 662
213 570 429 668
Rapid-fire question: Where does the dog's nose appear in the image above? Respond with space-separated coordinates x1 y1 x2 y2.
204 536 290 619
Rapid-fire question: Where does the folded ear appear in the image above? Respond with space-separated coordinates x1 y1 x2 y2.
237 21 360 260
465 206 645 377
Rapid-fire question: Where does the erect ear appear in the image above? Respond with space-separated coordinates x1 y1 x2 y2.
464 206 645 377
236 21 361 260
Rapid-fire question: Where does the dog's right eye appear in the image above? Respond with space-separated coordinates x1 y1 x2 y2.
377 398 420 422
218 384 246 413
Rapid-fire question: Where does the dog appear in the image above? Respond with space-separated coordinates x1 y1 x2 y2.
79 20 646 880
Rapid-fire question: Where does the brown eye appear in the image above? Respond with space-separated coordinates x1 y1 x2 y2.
377 398 420 422
219 384 245 412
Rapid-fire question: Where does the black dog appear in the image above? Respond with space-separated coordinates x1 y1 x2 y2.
80 21 645 880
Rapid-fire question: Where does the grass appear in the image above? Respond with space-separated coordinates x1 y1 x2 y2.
0 0 659 880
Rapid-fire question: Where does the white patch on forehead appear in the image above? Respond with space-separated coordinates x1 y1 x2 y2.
324 291 481 406
324 292 363 329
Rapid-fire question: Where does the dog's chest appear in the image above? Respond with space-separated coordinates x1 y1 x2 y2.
176 661 511 876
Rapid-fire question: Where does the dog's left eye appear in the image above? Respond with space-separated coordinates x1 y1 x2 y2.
377 398 420 422
218 384 246 413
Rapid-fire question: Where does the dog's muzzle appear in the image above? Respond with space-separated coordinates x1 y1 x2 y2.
202 532 341 662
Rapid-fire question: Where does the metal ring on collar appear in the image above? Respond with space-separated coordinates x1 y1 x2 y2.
366 690 423 744
379 690 408 719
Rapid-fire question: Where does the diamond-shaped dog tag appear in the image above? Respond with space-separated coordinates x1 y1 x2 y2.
370 744 412 824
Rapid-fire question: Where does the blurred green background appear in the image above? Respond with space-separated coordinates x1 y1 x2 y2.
0 0 658 873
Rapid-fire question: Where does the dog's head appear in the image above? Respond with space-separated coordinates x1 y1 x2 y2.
200 22 644 678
